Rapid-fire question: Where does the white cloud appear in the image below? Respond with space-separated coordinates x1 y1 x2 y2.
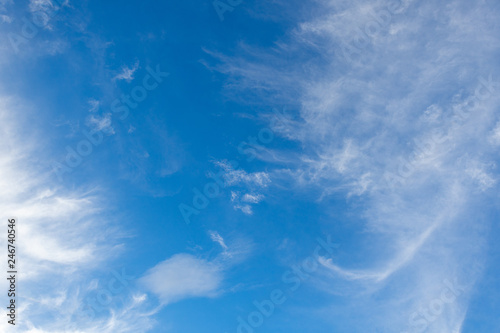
87 113 114 135
0 97 156 331
215 161 270 214
0 101 112 272
234 204 253 215
0 95 165 332
216 160 271 187
229 191 264 215
114 61 140 82
139 254 223 305
242 193 264 203
28 0 65 29
139 233 252 309
209 230 228 251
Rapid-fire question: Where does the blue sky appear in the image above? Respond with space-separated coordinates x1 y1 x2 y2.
0 0 499 332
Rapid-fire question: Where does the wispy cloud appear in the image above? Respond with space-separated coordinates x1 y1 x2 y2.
114 61 140 82
28 0 66 29
209 0 500 331
0 97 155 331
209 230 229 251
216 160 271 188
229 191 264 215
212 160 270 214
87 113 114 135
0 14 12 23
